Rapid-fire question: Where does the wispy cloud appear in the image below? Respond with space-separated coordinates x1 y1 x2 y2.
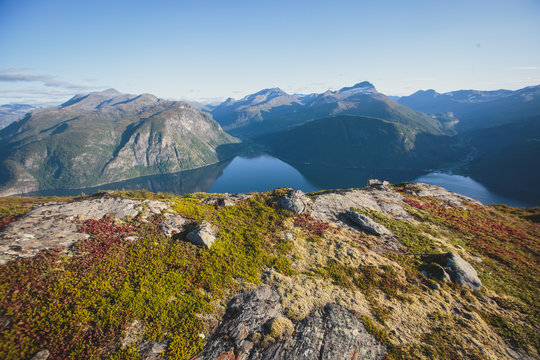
0 70 94 89
505 66 538 71
405 77 436 81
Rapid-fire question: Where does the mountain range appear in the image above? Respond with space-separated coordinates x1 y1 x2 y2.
0 89 241 196
0 82 538 201
209 82 445 138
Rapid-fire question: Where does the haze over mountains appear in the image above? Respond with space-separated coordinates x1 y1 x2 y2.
0 82 539 202
0 104 37 129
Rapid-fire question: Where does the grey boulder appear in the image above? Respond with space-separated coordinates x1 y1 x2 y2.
186 221 216 248
445 252 482 290
346 210 393 237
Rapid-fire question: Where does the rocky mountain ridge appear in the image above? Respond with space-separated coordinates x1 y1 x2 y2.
209 81 445 137
0 182 538 359
397 84 540 132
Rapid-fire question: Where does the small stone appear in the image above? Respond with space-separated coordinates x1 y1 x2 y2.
218 197 236 207
121 319 145 348
186 221 216 248
31 350 50 360
284 233 294 240
367 179 391 189
138 341 167 360
427 281 440 290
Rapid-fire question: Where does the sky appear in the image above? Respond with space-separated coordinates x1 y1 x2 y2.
1 0 539 105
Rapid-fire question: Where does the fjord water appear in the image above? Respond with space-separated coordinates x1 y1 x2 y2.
27 154 533 207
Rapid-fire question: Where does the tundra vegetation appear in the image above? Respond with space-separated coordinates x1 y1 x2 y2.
0 186 538 360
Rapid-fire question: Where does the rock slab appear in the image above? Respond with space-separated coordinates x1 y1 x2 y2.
0 195 168 264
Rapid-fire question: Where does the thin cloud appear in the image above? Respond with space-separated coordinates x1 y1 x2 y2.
0 70 94 89
506 67 538 71
405 77 437 81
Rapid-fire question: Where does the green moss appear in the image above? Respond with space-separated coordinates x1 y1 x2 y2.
476 310 539 353
0 196 72 219
361 316 419 360
270 256 295 276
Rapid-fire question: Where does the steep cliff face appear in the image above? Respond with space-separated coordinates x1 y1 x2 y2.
0 90 241 195
0 183 538 360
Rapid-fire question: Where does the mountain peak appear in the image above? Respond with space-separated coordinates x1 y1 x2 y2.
254 87 287 96
95 88 122 96
338 81 376 94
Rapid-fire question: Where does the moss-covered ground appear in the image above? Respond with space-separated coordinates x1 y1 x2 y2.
0 190 293 359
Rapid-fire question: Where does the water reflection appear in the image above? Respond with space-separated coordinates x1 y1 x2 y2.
414 172 533 207
26 160 232 196
23 154 536 207
290 162 423 190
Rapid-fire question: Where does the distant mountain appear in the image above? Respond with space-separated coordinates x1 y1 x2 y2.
398 85 540 132
210 82 446 138
258 115 462 170
209 88 303 135
0 104 36 129
0 89 241 195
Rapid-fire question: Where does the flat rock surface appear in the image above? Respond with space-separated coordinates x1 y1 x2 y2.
0 196 168 264
310 183 482 228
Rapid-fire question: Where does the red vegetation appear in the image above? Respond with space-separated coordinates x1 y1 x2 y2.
294 214 338 237
0 215 17 230
403 197 538 270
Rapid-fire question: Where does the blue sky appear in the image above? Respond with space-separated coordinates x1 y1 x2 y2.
1 0 539 104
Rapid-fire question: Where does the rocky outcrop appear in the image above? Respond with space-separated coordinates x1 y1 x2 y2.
159 213 187 237
262 304 386 360
198 286 386 360
280 190 311 214
186 221 217 248
0 195 168 264
346 210 393 237
197 285 282 359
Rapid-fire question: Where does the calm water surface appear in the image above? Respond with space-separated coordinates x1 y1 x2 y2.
27 154 535 207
